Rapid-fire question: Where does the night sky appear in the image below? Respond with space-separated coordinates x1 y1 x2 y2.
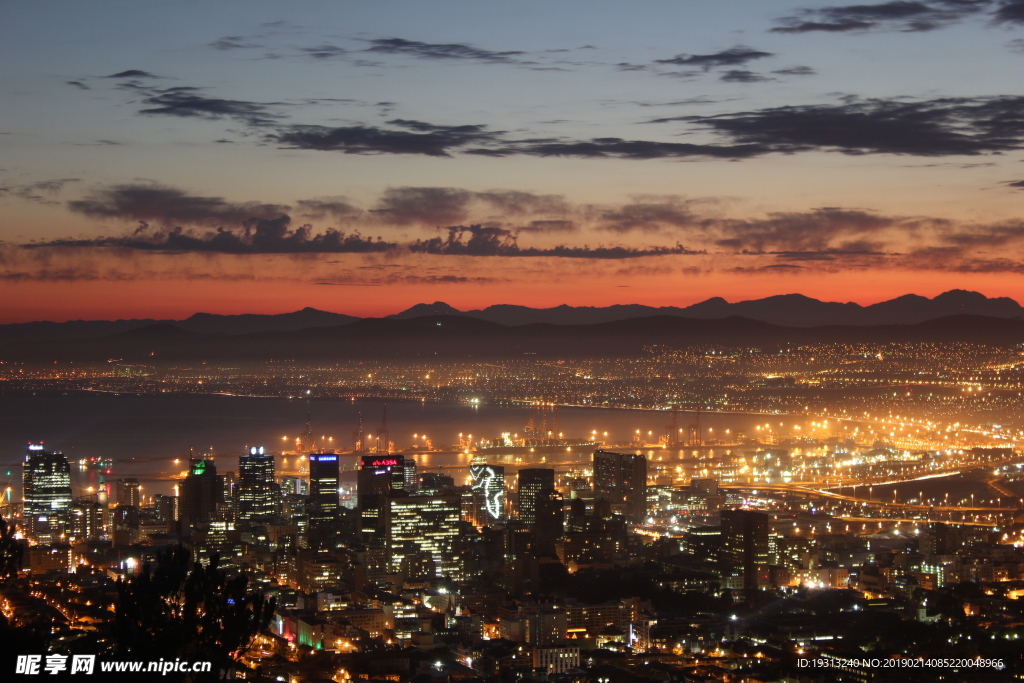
3 0 1024 322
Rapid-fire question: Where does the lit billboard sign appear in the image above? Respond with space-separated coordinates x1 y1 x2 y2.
361 456 402 468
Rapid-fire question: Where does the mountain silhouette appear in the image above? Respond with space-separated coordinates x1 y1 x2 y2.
1 290 1021 348
388 290 1024 327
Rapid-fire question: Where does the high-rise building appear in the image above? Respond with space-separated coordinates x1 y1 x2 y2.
23 444 72 542
153 493 178 527
237 446 281 521
720 509 773 591
404 457 418 492
469 462 506 526
357 454 406 542
308 452 340 525
178 457 224 532
386 493 462 579
419 472 454 494
116 478 141 507
592 450 647 523
280 476 309 497
517 468 555 527
535 489 564 549
69 497 106 542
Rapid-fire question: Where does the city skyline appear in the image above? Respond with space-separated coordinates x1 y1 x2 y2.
3 2 1024 322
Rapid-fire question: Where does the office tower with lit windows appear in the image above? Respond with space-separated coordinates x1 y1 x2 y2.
237 446 281 521
517 468 555 527
280 476 309 497
469 461 506 526
178 457 224 532
592 450 647 523
69 497 106 542
404 457 418 492
720 509 773 591
23 444 72 542
357 454 406 542
154 493 179 530
308 452 340 525
386 493 462 579
116 478 141 507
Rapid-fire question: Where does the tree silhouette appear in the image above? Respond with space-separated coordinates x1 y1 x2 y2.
0 515 22 586
0 516 40 671
115 545 275 681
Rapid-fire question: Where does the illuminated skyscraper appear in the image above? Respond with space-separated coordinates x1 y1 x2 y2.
69 497 105 542
592 450 647 523
469 461 506 526
116 478 141 507
357 454 405 542
237 445 280 521
308 452 340 525
23 444 72 543
386 493 462 579
404 457 418 492
179 457 224 532
720 509 773 592
517 468 554 527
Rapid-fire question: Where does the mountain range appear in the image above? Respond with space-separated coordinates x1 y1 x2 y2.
392 290 1024 327
2 310 1024 363
0 290 1020 347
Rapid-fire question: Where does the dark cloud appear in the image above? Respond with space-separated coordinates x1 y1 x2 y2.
365 38 526 63
30 219 695 260
618 97 731 108
715 209 895 252
767 248 887 260
995 0 1024 22
938 222 1024 246
104 70 159 79
34 181 1024 272
1009 38 1024 52
772 0 991 33
210 36 262 50
472 190 570 216
409 225 701 258
67 184 289 225
32 219 399 255
273 122 498 156
654 47 773 69
771 20 876 32
386 119 492 136
300 44 350 59
470 137 768 160
517 220 578 233
686 95 1024 156
594 199 701 233
772 66 817 75
367 188 569 226
296 198 363 220
1 178 81 205
720 70 771 83
62 183 576 235
397 274 501 284
616 63 648 71
371 187 472 225
66 80 90 90
138 87 282 125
